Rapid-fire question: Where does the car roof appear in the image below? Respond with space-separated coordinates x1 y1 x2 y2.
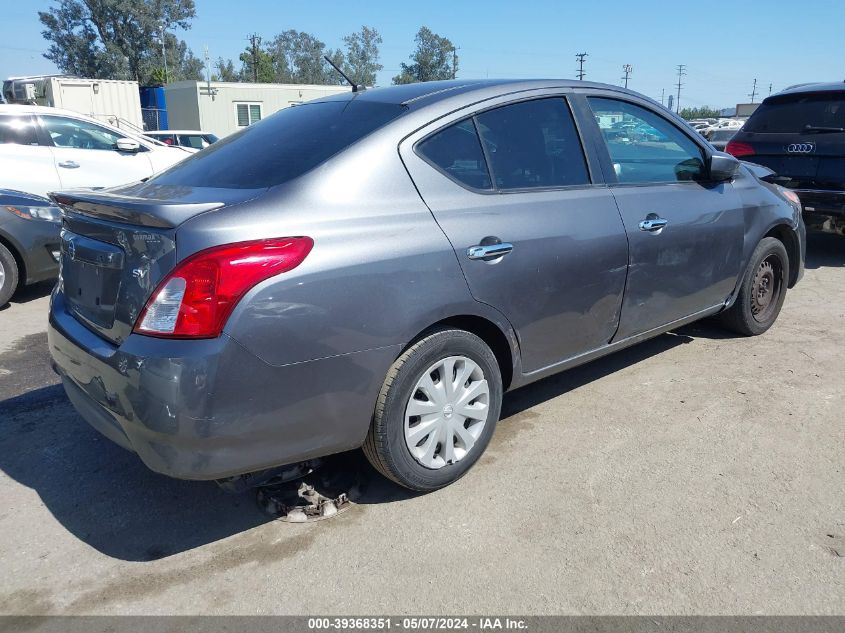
311 78 652 109
770 81 845 99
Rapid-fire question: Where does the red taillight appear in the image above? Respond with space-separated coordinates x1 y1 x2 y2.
134 237 313 338
725 140 755 157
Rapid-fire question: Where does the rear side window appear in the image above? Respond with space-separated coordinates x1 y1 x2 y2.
0 114 39 146
744 93 845 133
416 119 492 190
151 100 406 189
476 98 590 190
588 97 706 183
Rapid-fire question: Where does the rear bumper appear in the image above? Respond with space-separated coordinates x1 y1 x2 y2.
48 289 398 480
793 189 845 233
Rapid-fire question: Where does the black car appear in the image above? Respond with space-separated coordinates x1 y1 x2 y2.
0 189 62 306
727 82 845 235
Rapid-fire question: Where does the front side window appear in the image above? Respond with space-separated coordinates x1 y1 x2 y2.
475 98 590 190
40 115 124 151
0 114 39 146
416 119 492 190
235 102 262 127
588 97 706 183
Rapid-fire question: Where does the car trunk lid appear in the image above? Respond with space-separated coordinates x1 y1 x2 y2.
51 183 264 345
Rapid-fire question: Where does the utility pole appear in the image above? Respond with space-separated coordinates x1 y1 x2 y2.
768 83 773 96
748 78 758 103
675 64 686 114
575 52 588 80
621 64 632 89
160 24 168 84
247 33 262 82
660 88 665 106
451 46 459 80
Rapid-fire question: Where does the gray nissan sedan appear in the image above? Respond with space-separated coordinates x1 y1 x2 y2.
48 79 805 492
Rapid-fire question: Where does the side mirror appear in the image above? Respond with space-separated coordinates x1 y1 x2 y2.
709 152 740 181
115 138 141 153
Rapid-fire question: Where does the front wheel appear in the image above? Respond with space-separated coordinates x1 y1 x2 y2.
363 328 503 492
0 243 20 308
719 237 789 336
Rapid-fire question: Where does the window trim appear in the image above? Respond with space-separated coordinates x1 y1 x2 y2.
234 101 263 127
582 93 715 187
412 95 595 195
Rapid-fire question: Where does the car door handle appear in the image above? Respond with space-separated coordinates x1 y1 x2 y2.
58 161 80 169
467 242 514 260
638 217 668 232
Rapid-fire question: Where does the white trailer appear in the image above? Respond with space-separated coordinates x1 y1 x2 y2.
4 76 143 132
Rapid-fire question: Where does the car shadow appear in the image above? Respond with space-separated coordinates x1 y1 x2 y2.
0 280 55 312
0 329 694 562
805 232 845 269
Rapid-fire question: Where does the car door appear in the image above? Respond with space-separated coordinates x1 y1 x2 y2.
0 113 60 197
401 94 629 374
38 114 154 190
580 94 745 340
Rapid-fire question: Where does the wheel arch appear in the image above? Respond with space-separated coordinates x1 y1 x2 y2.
404 314 518 391
764 223 800 288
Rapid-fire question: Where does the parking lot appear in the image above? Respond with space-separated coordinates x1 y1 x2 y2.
0 232 842 616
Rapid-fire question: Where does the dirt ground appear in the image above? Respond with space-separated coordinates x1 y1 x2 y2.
0 233 842 615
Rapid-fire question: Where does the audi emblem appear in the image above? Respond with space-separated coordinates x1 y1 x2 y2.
67 240 76 261
785 143 815 154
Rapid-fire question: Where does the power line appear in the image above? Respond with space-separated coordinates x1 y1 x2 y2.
675 64 686 114
575 52 588 80
748 78 758 103
621 64 632 89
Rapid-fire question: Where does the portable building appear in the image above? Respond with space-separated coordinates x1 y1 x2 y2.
163 81 351 137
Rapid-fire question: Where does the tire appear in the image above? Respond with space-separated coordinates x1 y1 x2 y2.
0 243 19 308
719 237 789 336
363 328 503 492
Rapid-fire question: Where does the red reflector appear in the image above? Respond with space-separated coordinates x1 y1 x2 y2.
134 237 313 339
725 140 755 157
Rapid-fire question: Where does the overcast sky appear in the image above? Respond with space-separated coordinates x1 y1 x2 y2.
3 0 843 110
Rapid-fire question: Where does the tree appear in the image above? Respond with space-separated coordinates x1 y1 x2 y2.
393 27 457 85
213 58 238 82
679 106 723 120
268 30 344 84
342 26 382 86
39 0 203 85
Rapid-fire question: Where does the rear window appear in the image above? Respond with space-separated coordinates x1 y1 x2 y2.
150 99 406 189
744 92 845 133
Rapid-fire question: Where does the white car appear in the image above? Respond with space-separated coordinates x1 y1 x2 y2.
0 105 193 198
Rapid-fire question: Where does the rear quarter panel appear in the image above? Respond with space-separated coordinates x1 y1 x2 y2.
175 135 513 368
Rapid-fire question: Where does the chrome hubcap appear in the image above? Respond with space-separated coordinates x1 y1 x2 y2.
404 355 490 469
0 260 5 292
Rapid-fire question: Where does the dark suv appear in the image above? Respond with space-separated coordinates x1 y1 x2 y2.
727 82 845 235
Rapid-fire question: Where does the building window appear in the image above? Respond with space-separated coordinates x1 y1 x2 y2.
235 102 262 127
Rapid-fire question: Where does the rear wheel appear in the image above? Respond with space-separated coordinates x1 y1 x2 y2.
719 237 789 336
363 328 502 492
0 243 19 307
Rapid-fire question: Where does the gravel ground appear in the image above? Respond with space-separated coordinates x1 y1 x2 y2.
0 234 842 615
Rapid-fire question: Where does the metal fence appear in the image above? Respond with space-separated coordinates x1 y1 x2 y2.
141 107 166 131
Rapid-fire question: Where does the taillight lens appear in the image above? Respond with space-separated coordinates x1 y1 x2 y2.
725 140 755 157
134 237 313 338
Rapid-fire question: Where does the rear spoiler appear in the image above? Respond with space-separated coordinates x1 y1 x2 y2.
50 189 225 229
